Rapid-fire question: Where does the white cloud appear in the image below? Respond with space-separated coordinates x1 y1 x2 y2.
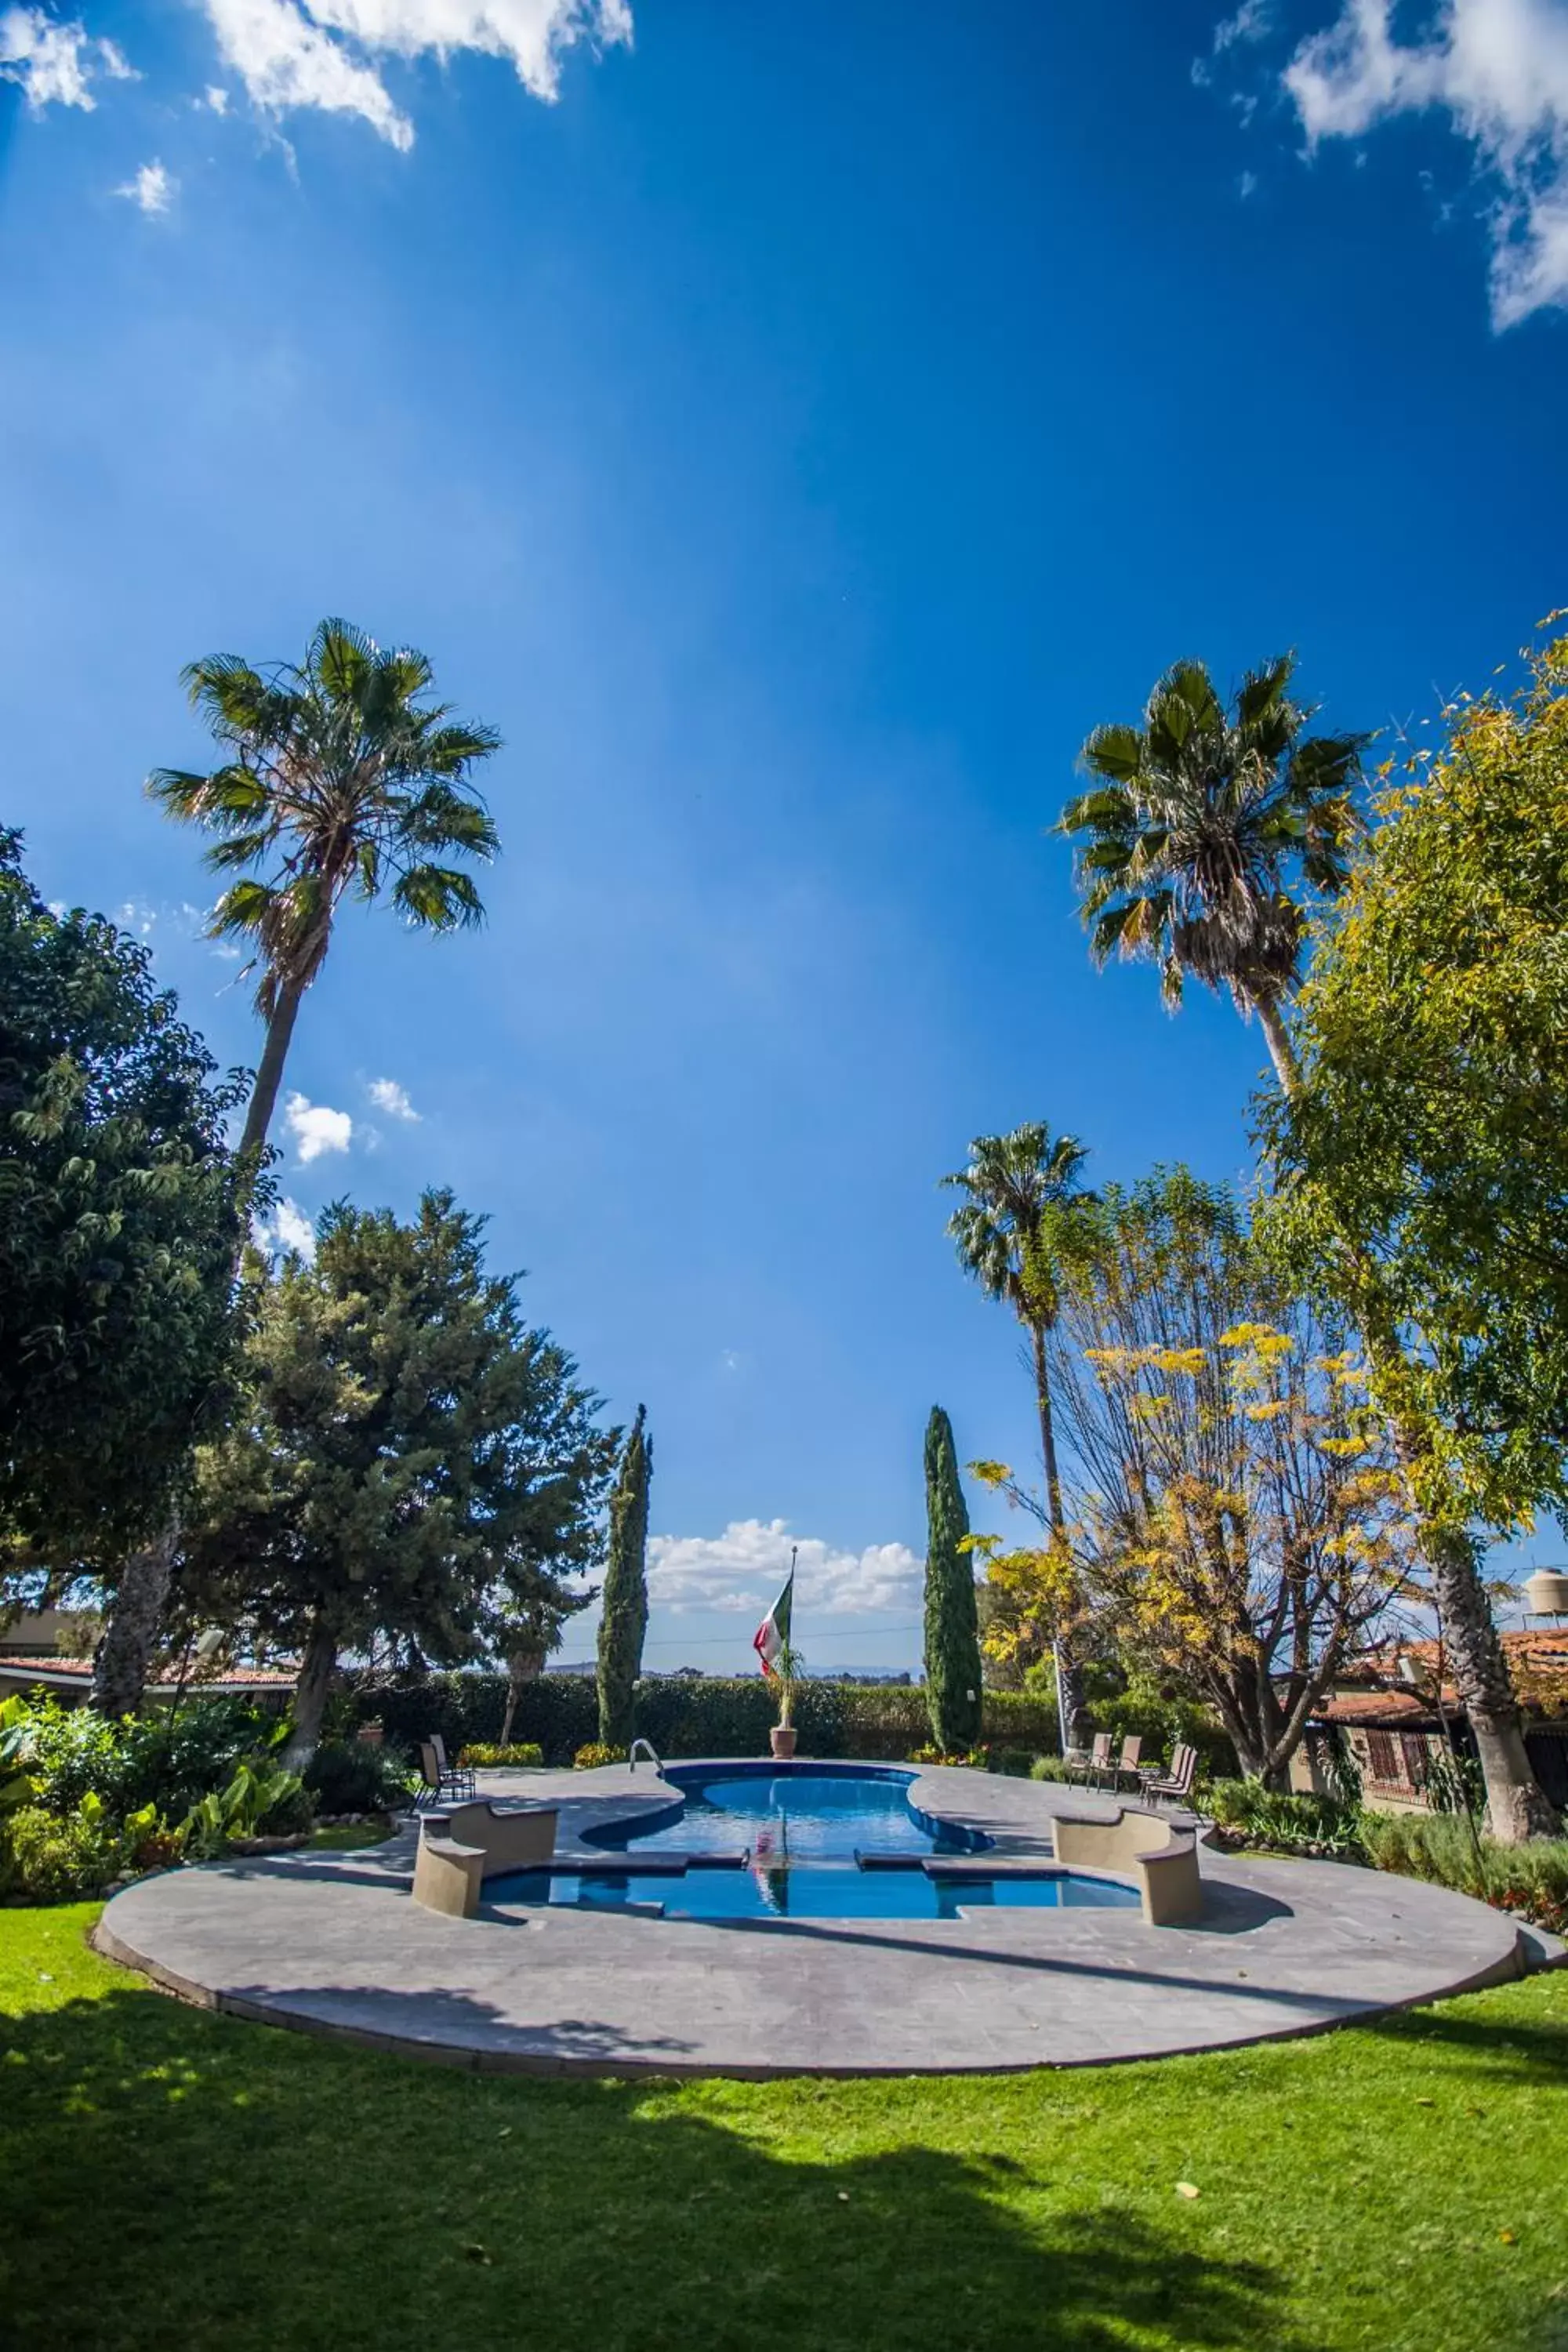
116 159 176 213
200 0 631 151
284 1089 353 1163
366 1075 419 1120
1214 0 1272 52
1239 167 1259 198
205 81 230 107
1 6 94 107
1283 0 1568 326
0 7 132 106
252 1196 317 1261
648 1519 924 1621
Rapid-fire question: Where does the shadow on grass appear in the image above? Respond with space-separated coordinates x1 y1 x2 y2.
0 1969 1310 2352
1364 1979 1568 2082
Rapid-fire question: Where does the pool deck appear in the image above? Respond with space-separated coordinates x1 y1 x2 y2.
95 1761 1551 2078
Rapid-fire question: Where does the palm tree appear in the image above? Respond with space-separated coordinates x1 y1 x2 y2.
942 1123 1093 1748
1062 657 1555 1840
1060 654 1365 1090
150 617 502 1164
93 620 502 1720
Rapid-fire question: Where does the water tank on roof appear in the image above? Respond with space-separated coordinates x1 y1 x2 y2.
1523 1569 1568 1617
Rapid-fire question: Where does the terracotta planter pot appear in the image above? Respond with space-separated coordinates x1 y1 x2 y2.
769 1725 797 1759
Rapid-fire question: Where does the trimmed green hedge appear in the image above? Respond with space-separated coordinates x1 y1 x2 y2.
341 1673 1060 1768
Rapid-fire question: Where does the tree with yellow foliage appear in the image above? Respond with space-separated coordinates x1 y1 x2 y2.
1044 1171 1412 1786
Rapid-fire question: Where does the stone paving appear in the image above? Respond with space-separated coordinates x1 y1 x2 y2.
95 1761 1536 2078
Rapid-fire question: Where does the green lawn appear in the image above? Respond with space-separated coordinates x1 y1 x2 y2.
2 1906 1565 2352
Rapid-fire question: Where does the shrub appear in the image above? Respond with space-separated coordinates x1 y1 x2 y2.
1203 1779 1365 1859
573 1743 627 1769
303 1740 418 1816
1359 1809 1568 1936
181 1764 311 1860
908 1744 985 1767
459 1742 543 1768
6 1693 294 1824
1086 1686 1235 1779
3 1795 124 1900
339 1671 1063 1767
1030 1756 1073 1783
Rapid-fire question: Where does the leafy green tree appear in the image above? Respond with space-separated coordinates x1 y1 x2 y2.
597 1406 651 1750
493 1587 592 1748
923 1406 982 1752
942 1123 1094 1746
149 617 502 1166
0 831 246 1704
1061 654 1365 1087
177 1191 614 1765
1266 623 1568 1835
1065 653 1555 1840
98 619 504 1715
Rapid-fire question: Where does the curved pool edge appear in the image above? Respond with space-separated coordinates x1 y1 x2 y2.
90 1760 1533 2080
578 1757 995 1860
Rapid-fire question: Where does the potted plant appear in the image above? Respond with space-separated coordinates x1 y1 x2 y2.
769 1641 804 1759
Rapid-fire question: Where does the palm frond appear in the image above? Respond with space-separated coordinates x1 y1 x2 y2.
1076 731 1143 789
397 782 500 857
393 865 486 930
309 619 377 706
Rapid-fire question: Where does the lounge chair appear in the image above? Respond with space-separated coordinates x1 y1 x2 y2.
1139 1741 1197 1807
1066 1733 1112 1788
1102 1733 1143 1791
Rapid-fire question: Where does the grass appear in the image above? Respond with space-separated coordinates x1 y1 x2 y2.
304 1819 394 1852
2 1907 1566 2352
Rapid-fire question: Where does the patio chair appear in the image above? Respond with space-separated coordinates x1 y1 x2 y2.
1066 1733 1112 1788
1139 1741 1197 1808
417 1738 476 1808
431 1731 477 1798
1101 1733 1143 1791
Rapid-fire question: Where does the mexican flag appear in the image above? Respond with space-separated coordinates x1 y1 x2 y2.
753 1561 795 1678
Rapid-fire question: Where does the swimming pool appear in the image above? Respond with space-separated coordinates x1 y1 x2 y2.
582 1762 985 1860
487 1861 1140 1920
485 1763 1141 1921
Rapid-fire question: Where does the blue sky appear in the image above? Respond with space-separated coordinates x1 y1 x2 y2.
4 0 1566 1671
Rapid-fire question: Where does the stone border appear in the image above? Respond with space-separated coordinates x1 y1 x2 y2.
93 1761 1540 2078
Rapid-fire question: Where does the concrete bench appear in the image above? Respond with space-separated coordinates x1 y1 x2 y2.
412 1801 559 1920
1053 1804 1204 1926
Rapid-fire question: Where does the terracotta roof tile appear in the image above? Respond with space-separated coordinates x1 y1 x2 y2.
0 1655 294 1688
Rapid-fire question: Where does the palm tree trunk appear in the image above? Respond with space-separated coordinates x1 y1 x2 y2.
1254 993 1301 1094
1032 1325 1086 1753
238 978 308 1166
92 1525 178 1716
90 975 311 1720
282 1613 339 1769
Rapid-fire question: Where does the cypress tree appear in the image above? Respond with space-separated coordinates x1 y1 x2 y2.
597 1403 652 1748
923 1405 982 1752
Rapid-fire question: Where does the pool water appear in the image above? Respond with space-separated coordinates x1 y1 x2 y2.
488 1863 1142 1922
583 1766 981 1860
484 1764 1141 1921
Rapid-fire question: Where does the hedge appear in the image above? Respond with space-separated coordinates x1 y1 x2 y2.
339 1673 1062 1769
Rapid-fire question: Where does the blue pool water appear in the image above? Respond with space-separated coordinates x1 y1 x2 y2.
488 1863 1142 1921
484 1764 1140 1920
583 1765 982 1860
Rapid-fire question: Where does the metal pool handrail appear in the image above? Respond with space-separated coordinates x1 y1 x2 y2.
629 1737 666 1777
